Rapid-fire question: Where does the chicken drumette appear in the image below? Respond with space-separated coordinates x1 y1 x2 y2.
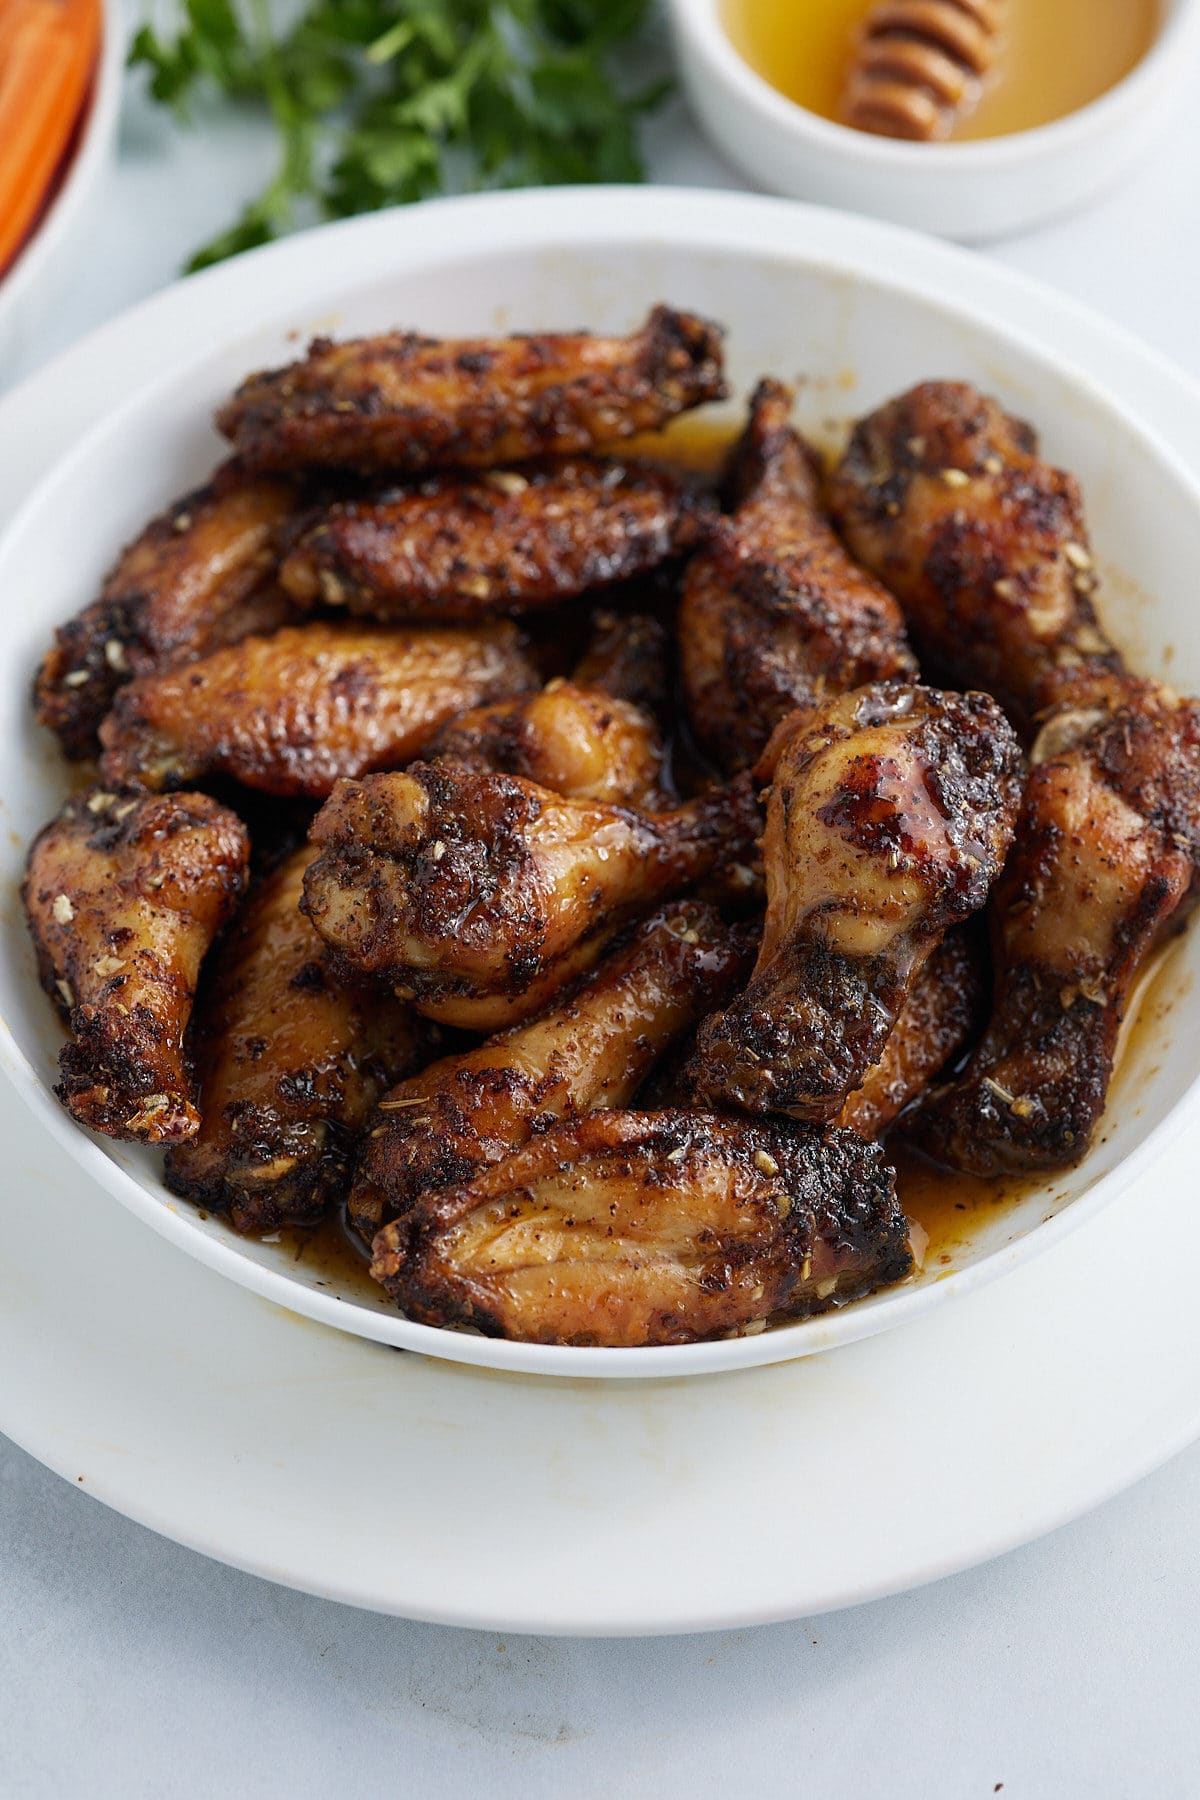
679 380 916 772
24 787 250 1141
690 683 1022 1121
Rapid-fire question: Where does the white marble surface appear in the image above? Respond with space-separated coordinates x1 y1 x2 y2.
4 46 1200 1800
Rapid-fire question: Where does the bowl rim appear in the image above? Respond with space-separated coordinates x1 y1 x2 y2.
0 0 124 331
668 0 1200 172
4 183 1200 1379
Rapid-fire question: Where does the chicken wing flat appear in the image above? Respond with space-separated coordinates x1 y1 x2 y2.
424 677 669 809
370 1109 912 1346
348 901 754 1244
837 927 984 1139
23 788 250 1142
35 464 298 758
679 380 917 773
690 683 1022 1121
828 380 1124 736
217 306 727 475
301 760 761 1007
98 620 537 798
165 848 432 1233
915 681 1200 1174
278 459 711 621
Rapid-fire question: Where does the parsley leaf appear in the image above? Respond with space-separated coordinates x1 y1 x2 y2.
128 0 669 271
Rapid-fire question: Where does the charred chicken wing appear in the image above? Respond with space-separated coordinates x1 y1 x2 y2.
278 459 711 621
679 380 916 772
828 380 1124 736
572 608 670 713
217 306 727 474
690 683 1022 1120
301 760 761 1010
916 681 1200 1173
424 676 669 809
165 848 432 1233
35 464 298 758
24 788 250 1142
98 621 537 798
348 901 754 1244
370 1109 912 1346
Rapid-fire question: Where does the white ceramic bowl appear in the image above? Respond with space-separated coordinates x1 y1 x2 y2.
2 187 1199 1378
0 0 123 376
668 0 1200 241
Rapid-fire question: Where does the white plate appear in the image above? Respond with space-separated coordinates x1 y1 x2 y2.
0 0 123 374
2 190 1200 1378
3 191 1200 1630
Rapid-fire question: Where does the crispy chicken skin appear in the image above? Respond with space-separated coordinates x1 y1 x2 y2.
165 849 432 1233
690 683 1022 1121
370 1109 912 1346
838 927 984 1139
23 788 250 1142
217 306 727 474
301 759 761 1006
572 609 670 713
424 677 669 809
679 380 917 773
98 620 537 798
35 464 298 758
915 682 1200 1174
348 902 754 1244
278 459 712 621
828 381 1123 736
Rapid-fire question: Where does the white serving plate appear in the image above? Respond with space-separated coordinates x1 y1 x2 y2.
0 0 124 375
2 189 1200 1380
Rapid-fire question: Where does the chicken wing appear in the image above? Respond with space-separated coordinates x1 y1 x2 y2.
837 927 985 1139
370 1109 912 1346
424 677 669 809
34 463 298 758
678 380 917 773
301 759 761 1008
23 787 250 1142
165 848 432 1233
572 608 670 713
98 620 537 798
915 681 1200 1174
217 306 727 474
828 380 1124 736
278 459 712 621
690 683 1022 1121
348 901 754 1244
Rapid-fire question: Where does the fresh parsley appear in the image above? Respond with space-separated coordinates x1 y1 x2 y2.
129 0 671 271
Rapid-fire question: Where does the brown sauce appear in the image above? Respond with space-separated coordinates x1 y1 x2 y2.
722 0 1162 142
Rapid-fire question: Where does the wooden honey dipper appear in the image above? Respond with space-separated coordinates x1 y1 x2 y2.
840 0 1006 141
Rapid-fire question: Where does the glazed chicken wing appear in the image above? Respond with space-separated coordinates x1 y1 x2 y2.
165 848 432 1233
98 621 537 798
370 1109 912 1346
23 787 250 1142
679 380 917 773
348 901 754 1244
828 380 1124 736
915 682 1200 1173
278 459 711 621
35 463 298 758
301 760 761 1011
217 306 727 474
424 676 669 809
690 683 1022 1120
837 926 985 1139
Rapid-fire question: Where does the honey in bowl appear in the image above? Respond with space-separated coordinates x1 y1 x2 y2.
722 0 1162 142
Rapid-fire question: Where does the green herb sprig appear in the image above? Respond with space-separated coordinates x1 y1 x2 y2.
130 0 670 271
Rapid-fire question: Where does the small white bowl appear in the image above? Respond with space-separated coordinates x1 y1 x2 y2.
0 0 123 376
668 0 1200 241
